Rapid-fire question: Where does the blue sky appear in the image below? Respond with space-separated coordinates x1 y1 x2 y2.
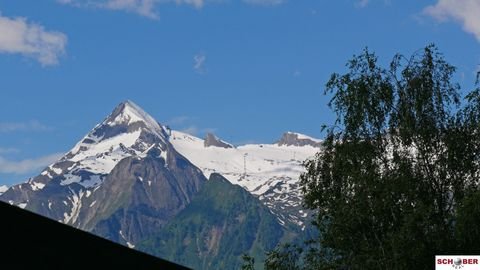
0 0 479 185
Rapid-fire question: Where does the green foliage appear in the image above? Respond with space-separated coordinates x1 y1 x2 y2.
265 44 480 269
242 254 255 270
265 243 303 270
456 191 480 252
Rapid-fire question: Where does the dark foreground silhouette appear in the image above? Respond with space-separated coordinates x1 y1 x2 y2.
0 201 190 269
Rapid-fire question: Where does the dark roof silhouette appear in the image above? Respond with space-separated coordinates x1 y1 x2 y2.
0 201 190 269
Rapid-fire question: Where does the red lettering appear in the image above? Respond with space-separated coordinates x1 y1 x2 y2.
461 258 479 264
438 259 453 264
463 258 479 264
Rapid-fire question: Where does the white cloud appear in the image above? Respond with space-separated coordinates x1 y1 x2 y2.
424 0 480 42
0 120 51 133
0 153 63 174
193 53 207 74
0 13 67 66
243 0 284 6
58 0 204 19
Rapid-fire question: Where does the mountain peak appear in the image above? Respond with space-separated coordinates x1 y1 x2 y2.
204 133 233 148
37 100 171 188
106 100 163 133
276 132 322 147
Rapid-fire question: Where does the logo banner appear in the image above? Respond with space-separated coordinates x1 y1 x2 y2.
436 256 480 269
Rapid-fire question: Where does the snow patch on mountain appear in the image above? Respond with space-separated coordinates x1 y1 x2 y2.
61 174 82 186
18 202 27 209
63 190 84 224
295 132 322 143
30 181 45 191
50 166 63 175
0 185 8 195
69 130 142 174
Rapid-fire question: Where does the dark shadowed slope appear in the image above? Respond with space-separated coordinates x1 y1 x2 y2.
0 201 190 269
138 173 286 270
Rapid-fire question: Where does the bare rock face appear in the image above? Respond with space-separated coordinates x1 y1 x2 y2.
276 132 322 147
84 145 206 245
204 133 233 148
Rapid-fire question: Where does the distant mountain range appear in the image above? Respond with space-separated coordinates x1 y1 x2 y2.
0 100 321 269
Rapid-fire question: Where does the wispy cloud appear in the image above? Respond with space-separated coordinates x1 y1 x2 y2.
180 125 216 136
356 0 369 8
243 0 285 6
103 0 160 19
58 0 286 18
193 52 207 74
58 0 205 19
167 116 190 126
354 0 392 8
0 148 19 154
424 0 480 42
0 153 63 174
0 13 67 66
0 120 51 133
180 125 199 135
166 116 216 136
176 0 204 9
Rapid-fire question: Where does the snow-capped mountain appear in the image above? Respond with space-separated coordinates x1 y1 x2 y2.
39 100 170 189
0 100 321 269
0 100 205 242
1 101 321 228
170 131 319 227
